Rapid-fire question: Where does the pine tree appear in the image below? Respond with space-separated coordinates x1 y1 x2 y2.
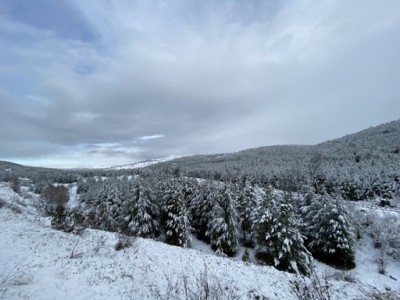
126 177 160 238
189 182 217 242
94 179 125 232
254 189 312 275
236 180 257 246
305 194 356 269
163 179 192 248
206 185 239 256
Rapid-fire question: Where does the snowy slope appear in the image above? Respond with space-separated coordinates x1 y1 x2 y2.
1 183 399 299
106 155 181 170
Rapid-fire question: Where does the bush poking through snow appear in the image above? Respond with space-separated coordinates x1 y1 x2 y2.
38 185 69 216
0 197 5 209
0 260 31 297
366 287 400 300
377 254 387 275
115 233 133 251
10 178 21 194
369 214 400 261
151 263 241 300
38 185 69 230
242 249 251 263
327 270 357 283
291 271 333 300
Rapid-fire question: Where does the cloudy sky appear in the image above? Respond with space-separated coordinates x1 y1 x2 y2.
1 0 400 168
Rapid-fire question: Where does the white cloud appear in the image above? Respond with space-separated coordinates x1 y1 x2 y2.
72 112 101 123
138 134 165 141
1 0 400 167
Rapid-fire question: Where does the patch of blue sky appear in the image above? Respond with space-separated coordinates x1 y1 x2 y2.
1 0 96 42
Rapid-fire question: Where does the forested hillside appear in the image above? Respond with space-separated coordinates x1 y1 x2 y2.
152 119 400 201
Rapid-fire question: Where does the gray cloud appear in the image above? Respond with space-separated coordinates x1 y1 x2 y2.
1 0 400 167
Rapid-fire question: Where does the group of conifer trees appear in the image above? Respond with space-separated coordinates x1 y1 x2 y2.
70 173 356 276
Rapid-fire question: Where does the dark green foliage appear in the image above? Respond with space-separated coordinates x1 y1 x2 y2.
254 190 312 275
206 186 239 256
304 194 356 269
189 182 217 242
126 177 160 238
236 181 257 246
163 179 192 248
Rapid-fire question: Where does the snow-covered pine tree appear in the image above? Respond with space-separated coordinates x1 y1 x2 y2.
252 185 275 243
189 182 217 242
236 180 257 246
254 190 312 275
206 185 239 256
163 179 192 248
94 178 125 232
296 186 316 236
305 194 356 269
126 177 160 238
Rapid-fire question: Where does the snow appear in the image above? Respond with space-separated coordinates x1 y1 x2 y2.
107 155 181 170
0 206 296 299
1 182 399 299
68 184 79 209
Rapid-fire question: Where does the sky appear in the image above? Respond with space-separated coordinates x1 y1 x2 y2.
1 0 400 168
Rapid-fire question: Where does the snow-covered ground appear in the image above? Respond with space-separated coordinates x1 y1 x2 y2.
1 182 399 299
106 155 181 170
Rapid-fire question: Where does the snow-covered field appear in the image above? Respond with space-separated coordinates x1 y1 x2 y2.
1 182 400 299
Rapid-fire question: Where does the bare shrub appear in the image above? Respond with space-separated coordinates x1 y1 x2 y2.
150 263 240 300
369 214 400 261
242 249 251 263
366 287 400 300
9 204 23 214
0 197 6 209
69 237 82 259
115 233 133 251
38 185 69 230
10 178 21 194
0 260 31 297
39 185 69 216
377 254 387 275
92 234 107 255
328 270 357 283
291 271 332 300
193 265 240 299
40 185 69 216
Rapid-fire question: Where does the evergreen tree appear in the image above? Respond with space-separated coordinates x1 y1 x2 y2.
163 179 192 248
94 179 125 232
305 194 356 269
236 180 257 246
189 182 217 242
254 189 312 275
126 177 160 238
206 185 239 256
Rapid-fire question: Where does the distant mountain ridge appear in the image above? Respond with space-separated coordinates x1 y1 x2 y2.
106 155 181 170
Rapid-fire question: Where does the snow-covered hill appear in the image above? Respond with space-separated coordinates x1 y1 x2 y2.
1 182 400 299
106 155 181 170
